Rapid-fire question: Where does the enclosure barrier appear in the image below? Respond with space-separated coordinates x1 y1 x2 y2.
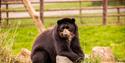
1 0 125 25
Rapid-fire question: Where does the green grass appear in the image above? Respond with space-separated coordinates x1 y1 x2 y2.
1 18 125 61
0 27 17 63
79 25 125 61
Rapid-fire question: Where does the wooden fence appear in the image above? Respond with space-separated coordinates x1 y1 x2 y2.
1 0 125 25
0 0 1 24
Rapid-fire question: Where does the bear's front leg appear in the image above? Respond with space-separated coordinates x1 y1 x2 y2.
70 38 84 60
31 51 49 63
55 38 82 63
57 50 81 63
55 42 81 63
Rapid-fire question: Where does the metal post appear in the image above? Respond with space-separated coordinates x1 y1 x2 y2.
40 0 44 23
103 0 108 25
117 8 120 24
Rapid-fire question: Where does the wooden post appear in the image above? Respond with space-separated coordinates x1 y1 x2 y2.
103 0 108 25
40 0 44 23
117 8 120 24
0 0 1 25
79 0 83 24
6 2 9 25
22 0 45 33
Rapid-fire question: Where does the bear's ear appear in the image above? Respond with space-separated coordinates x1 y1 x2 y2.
71 18 75 23
57 18 75 25
57 20 62 25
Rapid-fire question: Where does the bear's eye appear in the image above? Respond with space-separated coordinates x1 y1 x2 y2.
68 29 73 32
62 27 65 29
59 25 65 29
65 26 69 29
68 25 75 32
59 27 65 32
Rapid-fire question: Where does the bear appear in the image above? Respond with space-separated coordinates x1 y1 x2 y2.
31 18 84 63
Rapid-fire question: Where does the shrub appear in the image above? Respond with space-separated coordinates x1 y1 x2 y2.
0 28 18 63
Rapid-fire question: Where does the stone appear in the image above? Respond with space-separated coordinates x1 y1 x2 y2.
17 48 31 63
56 55 73 63
92 46 115 63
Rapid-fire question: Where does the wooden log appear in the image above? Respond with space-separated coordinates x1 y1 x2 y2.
22 0 45 33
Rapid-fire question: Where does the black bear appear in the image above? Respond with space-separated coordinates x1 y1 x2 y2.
31 18 84 63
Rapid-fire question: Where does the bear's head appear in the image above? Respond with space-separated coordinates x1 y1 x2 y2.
57 18 77 42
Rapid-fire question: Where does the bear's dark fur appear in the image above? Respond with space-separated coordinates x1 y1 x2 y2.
31 18 84 63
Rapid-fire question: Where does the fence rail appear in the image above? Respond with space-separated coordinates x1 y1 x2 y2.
2 14 125 19
1 0 102 4
1 0 122 4
1 0 125 25
1 6 125 12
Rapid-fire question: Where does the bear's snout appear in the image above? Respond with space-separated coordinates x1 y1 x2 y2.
62 29 70 37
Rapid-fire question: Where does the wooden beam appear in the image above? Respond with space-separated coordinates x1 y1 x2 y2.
1 6 125 12
22 0 45 33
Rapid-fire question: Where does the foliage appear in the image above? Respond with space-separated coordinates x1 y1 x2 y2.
83 57 101 63
0 28 17 63
0 25 27 63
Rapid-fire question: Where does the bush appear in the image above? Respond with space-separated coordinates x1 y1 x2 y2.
0 28 19 63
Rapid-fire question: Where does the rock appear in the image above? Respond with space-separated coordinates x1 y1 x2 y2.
56 55 73 63
17 48 31 63
92 46 115 63
17 48 73 63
